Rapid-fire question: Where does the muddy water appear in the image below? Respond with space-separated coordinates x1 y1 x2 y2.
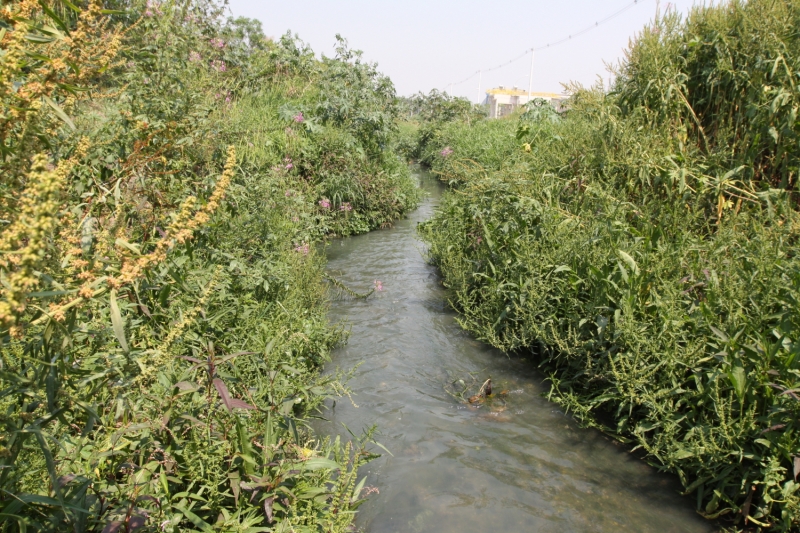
318 170 711 533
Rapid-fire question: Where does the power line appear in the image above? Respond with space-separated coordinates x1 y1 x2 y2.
444 0 651 92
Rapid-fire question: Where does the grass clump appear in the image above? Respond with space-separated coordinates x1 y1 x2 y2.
418 1 800 530
0 1 415 531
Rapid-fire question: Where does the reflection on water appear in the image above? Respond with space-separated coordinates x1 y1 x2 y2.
317 170 711 533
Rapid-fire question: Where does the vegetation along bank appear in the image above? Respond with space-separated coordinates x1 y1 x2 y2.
0 0 418 531
416 1 800 531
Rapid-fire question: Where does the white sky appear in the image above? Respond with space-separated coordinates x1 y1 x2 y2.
226 0 703 101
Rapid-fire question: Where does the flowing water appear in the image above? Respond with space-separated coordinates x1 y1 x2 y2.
318 170 712 533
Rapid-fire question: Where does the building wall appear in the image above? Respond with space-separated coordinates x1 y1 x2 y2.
486 89 567 118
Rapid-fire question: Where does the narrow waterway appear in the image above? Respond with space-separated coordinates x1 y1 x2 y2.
318 170 711 533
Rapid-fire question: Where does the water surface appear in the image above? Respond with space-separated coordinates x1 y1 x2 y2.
319 170 711 533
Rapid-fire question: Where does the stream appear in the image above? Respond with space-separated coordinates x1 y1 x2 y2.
317 169 712 533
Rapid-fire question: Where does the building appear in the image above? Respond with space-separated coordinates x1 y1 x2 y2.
485 87 567 118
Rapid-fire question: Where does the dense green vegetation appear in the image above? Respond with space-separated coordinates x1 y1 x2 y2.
0 1 417 531
418 1 800 530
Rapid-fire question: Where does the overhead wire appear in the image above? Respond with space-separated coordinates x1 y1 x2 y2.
444 0 652 91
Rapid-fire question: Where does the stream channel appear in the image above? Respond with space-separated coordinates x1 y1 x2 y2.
317 169 712 533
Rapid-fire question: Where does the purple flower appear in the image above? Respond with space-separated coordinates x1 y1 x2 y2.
189 51 201 62
319 199 331 209
293 112 304 123
373 280 383 292
440 147 454 158
144 0 162 16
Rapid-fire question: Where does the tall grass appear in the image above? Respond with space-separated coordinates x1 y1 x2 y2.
418 1 800 530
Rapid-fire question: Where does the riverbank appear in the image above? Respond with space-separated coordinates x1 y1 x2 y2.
1 3 416 531
415 2 800 530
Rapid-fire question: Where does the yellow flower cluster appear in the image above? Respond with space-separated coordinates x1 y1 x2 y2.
0 156 65 332
134 264 224 385
20 146 236 334
1 0 124 165
112 145 236 288
0 137 91 333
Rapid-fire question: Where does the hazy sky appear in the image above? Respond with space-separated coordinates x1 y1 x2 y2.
226 0 701 101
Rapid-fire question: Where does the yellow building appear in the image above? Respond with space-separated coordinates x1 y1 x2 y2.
485 87 567 118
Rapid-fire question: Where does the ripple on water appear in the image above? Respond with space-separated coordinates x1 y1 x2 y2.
316 170 713 533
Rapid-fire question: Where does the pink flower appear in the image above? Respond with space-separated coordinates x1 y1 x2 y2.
285 190 293 197
211 60 226 72
189 51 201 62
440 147 454 158
210 38 225 49
339 202 352 212
285 163 293 170
293 112 304 123
319 199 331 209
295 243 310 255
144 0 162 16
373 280 383 292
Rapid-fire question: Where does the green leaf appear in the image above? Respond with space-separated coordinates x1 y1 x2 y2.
301 458 340 471
25 33 56 43
173 504 213 533
38 1 70 34
616 250 639 275
109 290 129 353
727 366 747 400
42 96 75 131
60 0 81 12
115 238 141 255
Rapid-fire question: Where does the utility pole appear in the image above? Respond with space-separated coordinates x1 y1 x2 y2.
477 71 482 104
527 48 535 101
